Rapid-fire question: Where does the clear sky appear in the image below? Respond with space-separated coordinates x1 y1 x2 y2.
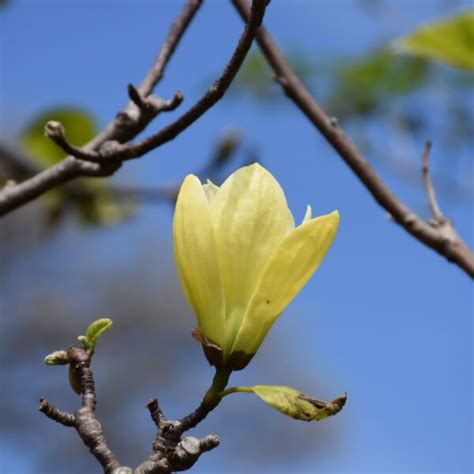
1 1 473 473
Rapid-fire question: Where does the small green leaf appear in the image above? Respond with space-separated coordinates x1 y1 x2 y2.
394 11 474 70
44 350 69 366
84 318 112 356
225 385 346 422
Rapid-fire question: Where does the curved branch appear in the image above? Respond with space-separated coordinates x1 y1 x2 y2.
0 0 268 216
105 0 268 161
232 0 474 278
0 0 203 216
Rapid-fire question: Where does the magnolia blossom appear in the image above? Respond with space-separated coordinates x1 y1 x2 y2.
173 163 339 370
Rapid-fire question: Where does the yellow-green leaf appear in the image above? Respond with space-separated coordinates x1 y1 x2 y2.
44 350 69 366
83 318 112 356
229 385 347 422
394 11 474 70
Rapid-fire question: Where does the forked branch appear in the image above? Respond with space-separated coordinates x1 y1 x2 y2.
40 346 220 473
0 0 268 216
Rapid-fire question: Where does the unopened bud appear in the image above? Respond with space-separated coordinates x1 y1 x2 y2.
44 350 69 366
44 121 65 139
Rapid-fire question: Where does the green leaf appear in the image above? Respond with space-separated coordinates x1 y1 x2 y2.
327 50 429 118
44 350 69 366
20 107 96 168
80 318 113 356
224 385 346 422
394 11 474 70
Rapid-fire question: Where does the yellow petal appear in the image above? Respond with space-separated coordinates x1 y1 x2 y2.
301 204 312 225
231 210 339 355
173 175 225 344
210 164 294 347
203 179 219 204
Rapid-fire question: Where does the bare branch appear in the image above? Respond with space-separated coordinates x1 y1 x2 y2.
138 0 203 98
39 399 75 427
0 0 267 216
104 0 268 161
146 398 165 430
0 128 241 215
41 345 222 473
0 0 203 216
232 0 474 278
421 140 444 223
44 121 104 163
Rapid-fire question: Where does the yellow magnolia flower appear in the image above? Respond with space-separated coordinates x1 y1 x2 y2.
173 163 339 371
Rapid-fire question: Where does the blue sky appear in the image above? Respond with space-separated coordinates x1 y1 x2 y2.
1 1 473 473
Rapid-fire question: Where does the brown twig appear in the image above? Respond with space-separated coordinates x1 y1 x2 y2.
232 0 474 278
40 346 221 473
0 0 267 216
39 399 75 427
0 0 203 216
0 128 241 214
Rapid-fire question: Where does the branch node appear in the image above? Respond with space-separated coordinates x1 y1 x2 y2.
111 468 134 474
329 116 339 127
128 83 146 109
99 140 122 158
273 75 288 86
158 91 184 112
421 140 445 224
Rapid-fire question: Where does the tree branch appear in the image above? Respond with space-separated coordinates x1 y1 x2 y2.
0 129 241 213
102 0 268 161
232 0 474 278
40 346 222 473
0 0 203 216
0 0 267 217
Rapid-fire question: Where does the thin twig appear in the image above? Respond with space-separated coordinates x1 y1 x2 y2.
146 398 165 429
39 399 75 427
138 0 203 98
421 140 444 223
40 0 267 164
232 0 474 278
0 0 267 216
0 0 203 216
0 128 241 211
103 0 268 161
41 345 221 473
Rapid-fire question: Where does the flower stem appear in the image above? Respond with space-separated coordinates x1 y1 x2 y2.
202 368 232 408
219 386 254 398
